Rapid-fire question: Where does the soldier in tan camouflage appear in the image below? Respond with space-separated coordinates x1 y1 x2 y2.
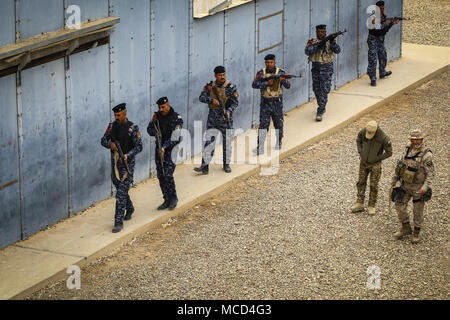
391 129 434 243
351 121 392 215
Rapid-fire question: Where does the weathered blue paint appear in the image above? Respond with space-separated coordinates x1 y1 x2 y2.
109 0 151 184
0 0 15 47
284 0 310 111
18 0 64 40
67 45 111 216
0 0 403 248
384 0 402 62
20 60 68 237
0 74 21 249
336 0 358 88
224 1 255 132
64 0 108 23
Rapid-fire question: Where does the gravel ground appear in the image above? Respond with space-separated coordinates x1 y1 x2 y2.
403 0 450 46
28 71 449 300
26 1 449 300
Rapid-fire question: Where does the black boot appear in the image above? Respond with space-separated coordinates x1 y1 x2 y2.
124 208 134 221
157 200 170 210
223 164 231 173
194 164 209 174
168 197 178 210
380 71 392 79
112 223 123 233
316 113 323 121
370 80 377 86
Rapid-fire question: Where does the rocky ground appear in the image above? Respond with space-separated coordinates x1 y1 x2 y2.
28 70 449 300
27 0 449 300
403 0 450 46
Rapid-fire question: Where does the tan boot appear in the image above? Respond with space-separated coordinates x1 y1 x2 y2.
411 227 421 244
367 206 376 215
351 202 364 213
394 222 412 239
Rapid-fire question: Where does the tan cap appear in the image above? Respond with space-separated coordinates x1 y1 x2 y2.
409 129 424 140
365 121 378 139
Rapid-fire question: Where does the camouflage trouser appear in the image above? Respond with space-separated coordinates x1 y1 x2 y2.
111 157 135 226
367 34 387 81
202 109 233 166
257 100 283 147
395 185 425 228
155 147 177 201
356 161 381 206
312 62 334 115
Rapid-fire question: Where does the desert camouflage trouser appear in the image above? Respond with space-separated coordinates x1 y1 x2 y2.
395 185 425 228
356 161 381 206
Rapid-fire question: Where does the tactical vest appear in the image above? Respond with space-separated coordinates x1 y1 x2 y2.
208 80 230 109
397 146 431 184
110 120 134 155
309 38 335 64
261 68 283 99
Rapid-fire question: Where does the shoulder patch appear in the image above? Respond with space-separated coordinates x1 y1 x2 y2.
233 91 239 98
137 131 141 139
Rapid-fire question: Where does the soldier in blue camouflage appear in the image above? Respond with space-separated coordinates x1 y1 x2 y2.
367 1 400 86
252 54 290 154
147 97 183 211
194 66 239 174
305 24 341 121
101 103 143 233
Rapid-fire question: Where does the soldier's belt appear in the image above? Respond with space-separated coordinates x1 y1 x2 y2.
262 97 282 104
208 105 222 110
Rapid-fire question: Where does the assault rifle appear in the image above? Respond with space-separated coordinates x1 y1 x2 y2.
260 74 302 82
110 135 131 175
211 86 232 129
382 16 411 23
153 113 165 176
318 29 347 46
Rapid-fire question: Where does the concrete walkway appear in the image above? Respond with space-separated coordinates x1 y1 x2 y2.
1 43 449 300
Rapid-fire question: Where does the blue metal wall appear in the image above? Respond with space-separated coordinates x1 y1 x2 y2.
0 0 403 249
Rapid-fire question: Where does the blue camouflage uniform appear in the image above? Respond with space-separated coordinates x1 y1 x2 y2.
199 80 238 166
252 68 290 148
101 120 143 227
305 37 341 116
147 107 183 203
367 14 394 82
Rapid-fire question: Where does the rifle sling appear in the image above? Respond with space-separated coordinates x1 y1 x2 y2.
113 151 128 182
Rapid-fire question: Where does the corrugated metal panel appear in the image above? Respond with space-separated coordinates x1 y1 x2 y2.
151 0 190 173
64 0 108 23
0 0 15 47
18 0 64 40
385 0 402 62
20 60 68 237
109 0 151 183
284 0 310 111
224 1 255 132
188 12 224 155
67 45 111 216
0 74 21 249
253 0 284 126
336 0 358 88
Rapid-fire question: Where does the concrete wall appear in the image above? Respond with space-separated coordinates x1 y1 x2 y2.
0 0 403 249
